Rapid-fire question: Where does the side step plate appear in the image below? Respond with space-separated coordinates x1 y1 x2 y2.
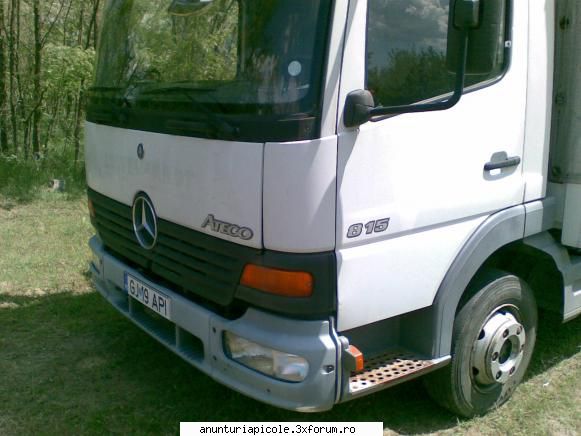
347 351 450 399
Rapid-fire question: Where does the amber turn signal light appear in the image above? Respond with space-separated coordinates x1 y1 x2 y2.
240 264 314 297
348 345 365 372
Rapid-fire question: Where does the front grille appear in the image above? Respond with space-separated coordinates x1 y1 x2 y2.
89 189 256 307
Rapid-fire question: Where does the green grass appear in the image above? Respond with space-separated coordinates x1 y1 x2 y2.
0 196 579 435
0 193 93 302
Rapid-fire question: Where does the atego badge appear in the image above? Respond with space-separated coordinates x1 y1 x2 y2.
202 214 254 241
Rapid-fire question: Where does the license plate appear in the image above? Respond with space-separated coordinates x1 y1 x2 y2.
124 273 172 320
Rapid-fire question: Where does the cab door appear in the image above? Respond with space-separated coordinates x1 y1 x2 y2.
335 0 529 332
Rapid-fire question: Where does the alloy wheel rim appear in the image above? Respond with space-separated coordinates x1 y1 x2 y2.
471 305 526 387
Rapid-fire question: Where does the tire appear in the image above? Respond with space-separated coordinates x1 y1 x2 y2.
424 269 537 417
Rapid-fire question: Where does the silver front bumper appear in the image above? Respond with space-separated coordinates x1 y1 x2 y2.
89 236 340 412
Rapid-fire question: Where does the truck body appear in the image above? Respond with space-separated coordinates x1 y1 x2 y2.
86 0 581 416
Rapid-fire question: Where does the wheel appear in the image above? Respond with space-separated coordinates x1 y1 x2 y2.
424 270 537 417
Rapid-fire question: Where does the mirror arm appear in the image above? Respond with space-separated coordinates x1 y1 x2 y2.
367 30 469 121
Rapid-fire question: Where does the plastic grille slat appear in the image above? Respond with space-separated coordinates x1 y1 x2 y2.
89 189 245 307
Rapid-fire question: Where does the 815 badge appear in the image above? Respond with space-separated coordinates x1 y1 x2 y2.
347 218 390 239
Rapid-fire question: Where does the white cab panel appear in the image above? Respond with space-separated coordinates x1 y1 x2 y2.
263 137 337 253
85 122 263 248
337 215 486 332
335 0 529 329
523 0 554 202
319 0 349 138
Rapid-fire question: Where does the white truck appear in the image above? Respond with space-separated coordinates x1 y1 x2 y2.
86 0 581 416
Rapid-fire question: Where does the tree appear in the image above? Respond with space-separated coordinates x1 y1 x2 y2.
32 0 41 157
0 0 101 160
368 47 455 107
0 0 8 152
8 0 18 152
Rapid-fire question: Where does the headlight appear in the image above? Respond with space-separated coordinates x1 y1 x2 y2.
223 331 309 382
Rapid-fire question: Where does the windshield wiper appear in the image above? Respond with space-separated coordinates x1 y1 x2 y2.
138 85 239 138
138 84 219 95
89 86 124 93
89 83 239 138
88 85 133 108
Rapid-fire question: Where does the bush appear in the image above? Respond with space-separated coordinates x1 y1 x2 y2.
0 151 86 202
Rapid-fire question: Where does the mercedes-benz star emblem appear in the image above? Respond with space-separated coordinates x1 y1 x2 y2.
137 143 145 160
132 194 158 250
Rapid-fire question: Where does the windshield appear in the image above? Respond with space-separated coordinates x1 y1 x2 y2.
88 0 333 142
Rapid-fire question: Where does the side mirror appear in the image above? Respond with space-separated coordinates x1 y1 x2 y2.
344 0 491 128
447 0 506 75
344 90 375 128
168 0 213 16
453 0 481 29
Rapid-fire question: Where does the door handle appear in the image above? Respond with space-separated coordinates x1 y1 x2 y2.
484 156 521 172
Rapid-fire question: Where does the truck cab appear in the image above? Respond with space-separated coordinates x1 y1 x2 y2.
87 0 581 416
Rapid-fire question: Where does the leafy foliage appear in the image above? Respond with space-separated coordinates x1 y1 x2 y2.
0 151 86 202
96 0 238 87
43 44 95 96
0 0 100 197
368 48 455 107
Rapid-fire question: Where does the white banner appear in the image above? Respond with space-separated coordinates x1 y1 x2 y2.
181 422 383 436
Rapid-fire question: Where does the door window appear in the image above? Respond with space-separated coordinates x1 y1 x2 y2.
366 0 507 107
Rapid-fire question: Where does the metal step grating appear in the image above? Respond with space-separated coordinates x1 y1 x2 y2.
349 351 445 397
